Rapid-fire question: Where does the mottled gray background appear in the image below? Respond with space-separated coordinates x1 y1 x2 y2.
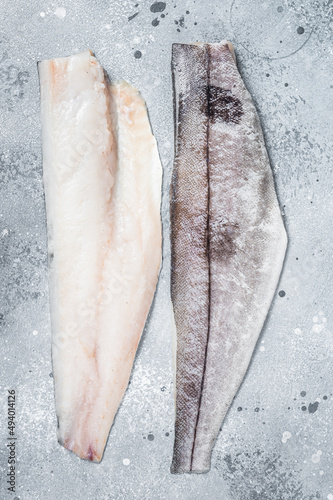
0 0 332 499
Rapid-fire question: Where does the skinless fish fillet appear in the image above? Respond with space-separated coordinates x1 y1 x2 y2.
170 41 287 474
38 50 162 462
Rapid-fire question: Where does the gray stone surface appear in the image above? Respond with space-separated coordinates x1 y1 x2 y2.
0 0 332 499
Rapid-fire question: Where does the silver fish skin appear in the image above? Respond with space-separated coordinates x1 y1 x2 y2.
170 41 287 474
170 43 210 474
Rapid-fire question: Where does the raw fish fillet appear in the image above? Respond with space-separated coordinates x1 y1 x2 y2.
170 41 287 473
38 50 162 462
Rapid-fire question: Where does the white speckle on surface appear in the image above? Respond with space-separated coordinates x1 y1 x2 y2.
282 431 291 443
320 470 324 475
259 346 265 352
133 36 141 44
2 229 8 236
311 450 322 463
40 11 45 17
123 458 130 466
294 328 302 335
327 494 333 500
32 330 38 336
313 316 318 323
312 323 324 333
323 317 327 323
54 7 66 19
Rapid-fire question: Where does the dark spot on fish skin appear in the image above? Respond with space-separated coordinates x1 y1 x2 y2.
301 405 307 411
161 13 165 18
183 381 200 399
150 2 166 13
266 73 270 77
178 16 185 27
254 407 260 412
237 407 242 411
128 12 139 21
297 26 305 34
49 372 53 377
161 386 166 391
308 402 319 413
148 433 154 441
210 222 240 261
278 290 286 297
285 83 289 87
152 18 160 26
134 50 142 59
194 21 197 25
165 432 169 436
277 6 283 12
323 395 328 400
300 391 306 397
207 86 243 124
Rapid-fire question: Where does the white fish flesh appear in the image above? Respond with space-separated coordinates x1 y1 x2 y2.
38 50 162 462
170 41 287 473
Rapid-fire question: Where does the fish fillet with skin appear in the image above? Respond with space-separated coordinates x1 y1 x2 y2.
38 50 162 462
170 42 287 474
